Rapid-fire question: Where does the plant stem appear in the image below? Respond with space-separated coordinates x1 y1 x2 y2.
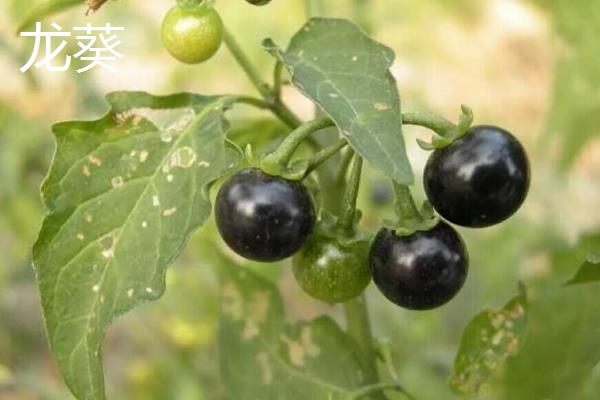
305 0 325 17
223 28 302 129
393 182 423 222
273 60 283 99
303 138 348 177
234 96 271 110
262 117 334 167
402 111 457 138
337 153 363 233
223 29 272 100
344 296 382 391
352 0 372 33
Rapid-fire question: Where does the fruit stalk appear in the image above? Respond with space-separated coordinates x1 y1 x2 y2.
338 153 363 234
393 182 423 223
303 138 348 177
262 117 335 168
402 111 456 138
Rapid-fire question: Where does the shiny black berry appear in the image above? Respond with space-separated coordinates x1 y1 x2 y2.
424 125 530 228
215 168 315 262
369 221 468 310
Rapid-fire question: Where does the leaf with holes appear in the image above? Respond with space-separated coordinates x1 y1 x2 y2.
218 258 376 400
449 285 528 396
32 91 242 400
264 18 413 184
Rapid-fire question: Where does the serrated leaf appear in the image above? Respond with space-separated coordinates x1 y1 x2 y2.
218 259 376 400
449 285 527 396
564 253 600 286
265 18 413 184
32 91 243 400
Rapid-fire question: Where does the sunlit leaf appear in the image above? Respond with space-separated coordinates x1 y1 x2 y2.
33 91 242 399
265 18 413 184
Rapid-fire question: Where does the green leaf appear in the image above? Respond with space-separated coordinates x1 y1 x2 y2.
449 285 528 396
16 0 83 33
265 18 413 184
501 231 600 399
218 260 376 400
564 253 600 286
32 91 242 400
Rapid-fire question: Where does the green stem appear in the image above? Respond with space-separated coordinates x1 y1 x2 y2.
223 28 272 100
303 138 348 177
402 111 457 138
337 154 363 233
273 60 283 99
344 296 382 390
271 99 303 129
234 96 271 110
335 148 356 186
393 182 423 222
223 28 302 129
352 0 372 33
305 0 325 17
262 117 334 167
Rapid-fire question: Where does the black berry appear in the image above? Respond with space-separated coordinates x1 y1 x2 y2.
369 221 468 310
215 168 315 262
424 125 530 228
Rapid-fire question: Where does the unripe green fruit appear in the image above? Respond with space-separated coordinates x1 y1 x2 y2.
161 5 223 64
292 230 371 304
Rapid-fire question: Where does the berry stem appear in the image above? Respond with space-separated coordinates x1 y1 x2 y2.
337 153 363 234
273 60 283 99
262 117 334 167
402 111 457 138
223 28 302 128
303 138 348 178
393 182 424 223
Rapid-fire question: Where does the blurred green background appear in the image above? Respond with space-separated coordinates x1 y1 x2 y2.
0 0 598 399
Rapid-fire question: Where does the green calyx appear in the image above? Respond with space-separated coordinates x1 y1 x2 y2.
384 182 438 236
404 105 474 151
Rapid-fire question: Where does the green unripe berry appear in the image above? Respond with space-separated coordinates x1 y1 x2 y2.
292 229 371 304
161 4 223 64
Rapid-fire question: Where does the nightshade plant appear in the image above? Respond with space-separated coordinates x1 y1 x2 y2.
30 0 534 399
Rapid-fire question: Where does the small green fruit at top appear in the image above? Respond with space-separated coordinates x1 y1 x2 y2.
246 0 272 5
161 4 223 64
